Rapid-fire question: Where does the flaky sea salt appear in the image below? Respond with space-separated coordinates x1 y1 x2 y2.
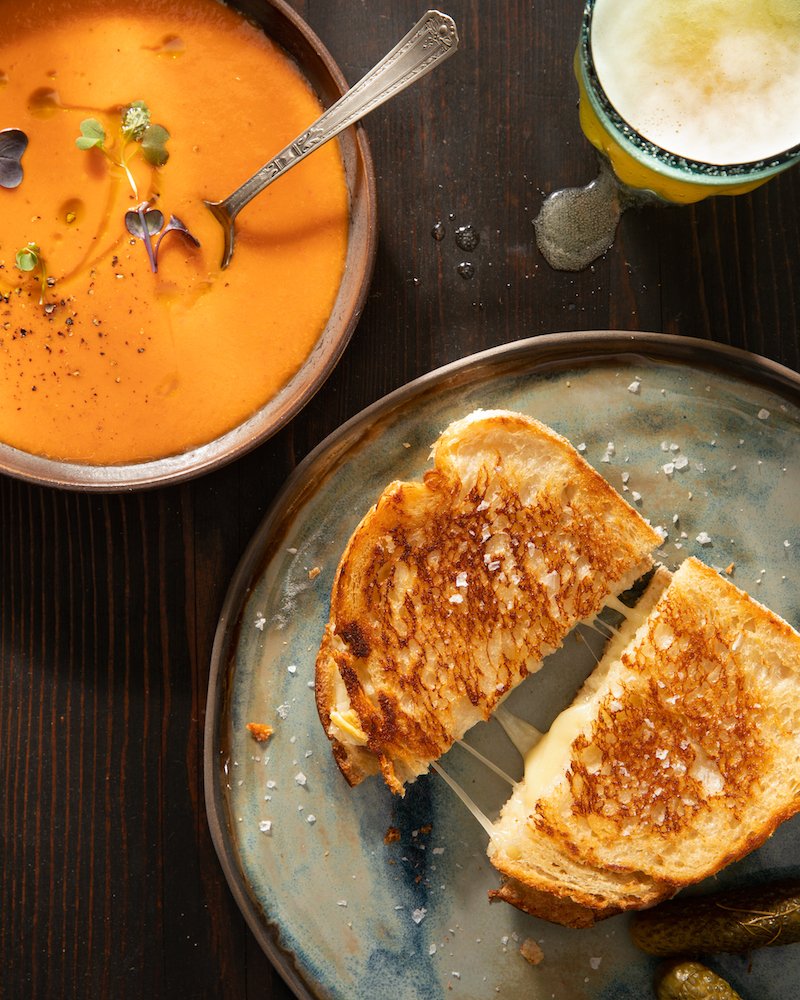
412 907 427 924
254 615 266 631
627 380 641 394
294 772 307 786
696 532 712 546
757 408 770 420
259 820 272 834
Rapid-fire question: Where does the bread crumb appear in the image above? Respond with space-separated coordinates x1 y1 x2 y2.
246 722 273 743
520 938 544 965
308 566 321 580
724 562 735 576
384 826 401 844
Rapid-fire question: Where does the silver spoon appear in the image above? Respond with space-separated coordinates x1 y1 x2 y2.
205 9 459 269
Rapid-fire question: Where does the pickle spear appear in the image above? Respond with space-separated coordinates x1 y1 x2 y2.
656 961 743 1000
631 879 800 956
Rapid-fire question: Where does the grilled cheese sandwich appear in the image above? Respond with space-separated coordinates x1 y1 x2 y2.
488 558 800 926
315 409 661 794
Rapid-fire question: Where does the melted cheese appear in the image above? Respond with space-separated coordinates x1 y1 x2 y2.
520 574 670 808
431 762 495 837
329 709 368 745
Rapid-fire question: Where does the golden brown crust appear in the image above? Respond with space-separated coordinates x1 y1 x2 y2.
315 409 660 793
489 557 800 925
489 877 622 928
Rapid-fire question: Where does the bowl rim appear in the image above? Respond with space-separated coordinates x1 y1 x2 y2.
0 0 377 492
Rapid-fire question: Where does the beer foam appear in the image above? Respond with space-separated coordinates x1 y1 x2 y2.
590 0 800 165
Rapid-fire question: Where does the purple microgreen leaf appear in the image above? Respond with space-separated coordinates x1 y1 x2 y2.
125 203 163 272
0 128 28 189
154 215 201 257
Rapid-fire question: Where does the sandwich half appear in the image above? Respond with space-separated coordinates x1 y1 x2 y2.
488 557 800 926
315 409 661 794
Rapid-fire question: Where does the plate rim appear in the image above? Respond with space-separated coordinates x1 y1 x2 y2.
204 329 800 1000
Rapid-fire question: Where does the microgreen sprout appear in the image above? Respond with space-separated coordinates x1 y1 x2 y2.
75 100 170 198
15 242 48 304
0 128 28 189
120 100 151 142
125 202 200 273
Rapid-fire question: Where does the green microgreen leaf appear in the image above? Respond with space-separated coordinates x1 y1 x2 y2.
0 128 28 189
140 124 170 167
15 242 48 305
75 118 106 151
15 243 39 272
121 100 151 143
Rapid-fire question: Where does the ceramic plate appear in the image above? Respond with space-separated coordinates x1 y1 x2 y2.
205 331 800 1000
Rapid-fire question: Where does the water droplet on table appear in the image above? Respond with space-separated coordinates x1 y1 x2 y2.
454 224 480 252
457 261 475 280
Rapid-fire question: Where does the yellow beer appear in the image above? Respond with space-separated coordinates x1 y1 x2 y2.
577 0 800 203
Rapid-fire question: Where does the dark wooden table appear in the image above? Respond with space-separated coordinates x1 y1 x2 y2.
3 2 799 998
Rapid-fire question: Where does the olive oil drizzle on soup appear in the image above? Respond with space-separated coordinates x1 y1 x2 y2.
0 0 349 464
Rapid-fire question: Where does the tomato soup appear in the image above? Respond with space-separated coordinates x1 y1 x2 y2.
0 0 349 464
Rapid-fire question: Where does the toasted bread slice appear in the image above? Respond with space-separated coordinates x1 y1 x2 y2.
315 409 661 794
488 557 800 925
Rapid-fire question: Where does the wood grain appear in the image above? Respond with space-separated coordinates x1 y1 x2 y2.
2 1 799 997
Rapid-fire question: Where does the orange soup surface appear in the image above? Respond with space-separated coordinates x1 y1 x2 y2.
0 0 349 463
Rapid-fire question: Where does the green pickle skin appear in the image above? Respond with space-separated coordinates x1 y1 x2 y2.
656 961 743 1000
631 879 800 956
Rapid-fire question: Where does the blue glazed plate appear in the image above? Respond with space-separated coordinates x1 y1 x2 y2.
205 331 800 1000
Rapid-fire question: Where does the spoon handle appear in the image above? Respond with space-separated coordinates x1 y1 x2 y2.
219 10 458 220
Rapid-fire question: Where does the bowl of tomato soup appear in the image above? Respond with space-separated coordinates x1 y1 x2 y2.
0 0 376 489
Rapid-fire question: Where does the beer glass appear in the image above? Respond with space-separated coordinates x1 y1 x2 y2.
575 0 800 204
